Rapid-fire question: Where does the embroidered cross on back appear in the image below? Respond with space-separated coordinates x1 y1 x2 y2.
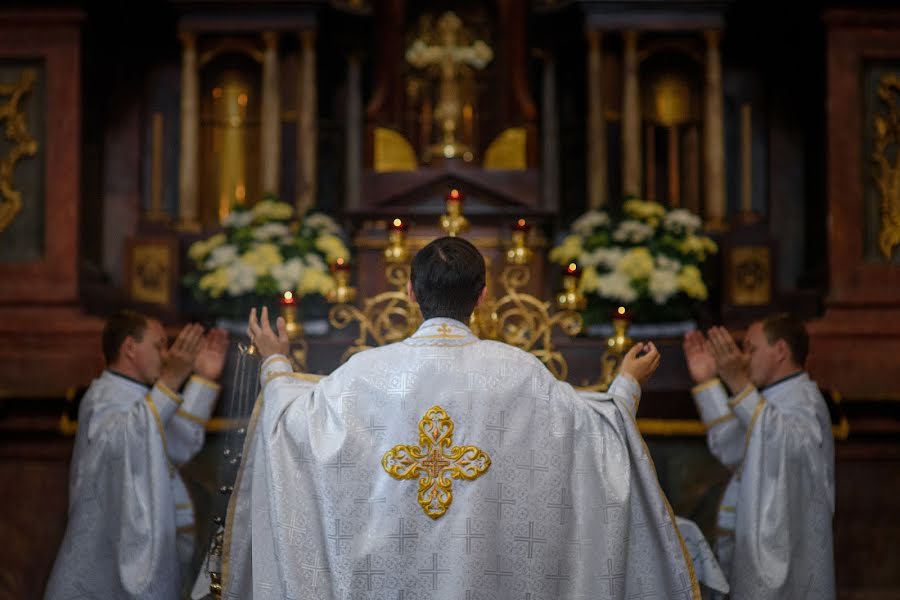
382 405 491 519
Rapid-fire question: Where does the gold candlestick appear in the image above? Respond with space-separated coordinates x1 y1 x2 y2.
598 306 635 390
506 218 533 265
439 189 469 237
555 262 587 311
384 218 410 264
280 291 303 340
326 258 357 304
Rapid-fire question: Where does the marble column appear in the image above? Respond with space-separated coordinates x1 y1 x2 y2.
704 29 727 228
542 51 560 211
296 30 318 216
622 30 642 198
260 31 281 197
586 29 606 208
345 54 362 210
177 31 200 230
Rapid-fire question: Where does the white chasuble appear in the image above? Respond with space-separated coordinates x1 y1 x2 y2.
693 373 835 599
45 371 219 600
221 318 701 599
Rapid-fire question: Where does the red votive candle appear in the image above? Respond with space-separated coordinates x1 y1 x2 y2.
512 218 530 232
446 189 463 204
331 257 351 272
281 291 296 305
390 218 408 231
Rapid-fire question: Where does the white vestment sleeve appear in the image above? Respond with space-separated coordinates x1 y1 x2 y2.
692 379 746 469
165 375 219 466
729 383 836 599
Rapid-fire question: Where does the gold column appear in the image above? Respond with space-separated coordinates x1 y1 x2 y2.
668 125 680 207
683 125 700 213
645 123 655 200
586 29 607 208
296 30 317 216
703 30 727 229
622 30 642 198
260 31 281 197
178 31 200 231
148 112 167 221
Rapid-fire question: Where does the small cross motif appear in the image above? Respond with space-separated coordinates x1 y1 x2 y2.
513 520 547 559
384 518 418 554
544 560 570 596
352 554 385 591
383 405 491 519
484 554 514 589
487 410 514 445
326 518 353 555
418 552 450 590
452 517 486 554
516 449 549 488
300 552 330 589
485 482 516 519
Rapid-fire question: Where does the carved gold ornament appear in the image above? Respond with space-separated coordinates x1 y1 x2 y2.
0 69 38 232
872 73 900 259
382 405 491 519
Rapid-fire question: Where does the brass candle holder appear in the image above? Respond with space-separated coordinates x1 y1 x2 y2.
555 262 587 311
598 306 635 391
327 257 357 304
439 189 469 237
384 218 410 264
280 291 303 340
506 218 533 265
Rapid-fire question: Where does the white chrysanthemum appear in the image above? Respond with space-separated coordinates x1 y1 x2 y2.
655 255 683 272
222 210 254 228
251 222 291 241
612 220 655 244
597 271 638 303
252 199 294 221
649 268 680 304
663 209 702 235
205 244 239 270
304 253 327 271
271 258 305 292
304 212 340 234
571 210 611 237
226 261 257 296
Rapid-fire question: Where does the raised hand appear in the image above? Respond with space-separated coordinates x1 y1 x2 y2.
160 323 204 391
194 328 230 381
683 330 717 384
247 306 290 359
620 341 661 387
706 326 751 394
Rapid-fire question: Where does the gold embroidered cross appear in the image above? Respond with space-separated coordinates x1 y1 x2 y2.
436 323 453 337
382 405 491 519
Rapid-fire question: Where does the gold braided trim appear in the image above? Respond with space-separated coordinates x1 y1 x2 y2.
705 412 737 430
189 374 220 390
176 408 207 426
221 390 265 596
263 370 323 387
691 378 722 395
144 393 174 476
156 381 183 407
728 384 755 408
261 354 292 373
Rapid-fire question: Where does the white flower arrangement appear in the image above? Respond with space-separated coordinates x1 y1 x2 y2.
550 199 717 324
184 199 350 318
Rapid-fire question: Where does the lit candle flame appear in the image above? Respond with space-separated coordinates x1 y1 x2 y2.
284 291 293 301
567 262 578 274
617 306 626 315
393 218 403 228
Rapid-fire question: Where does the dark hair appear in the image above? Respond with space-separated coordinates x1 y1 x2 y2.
411 237 486 323
102 310 148 364
759 312 809 367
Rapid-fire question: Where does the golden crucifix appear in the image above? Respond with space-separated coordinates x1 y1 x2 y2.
382 405 491 519
406 12 493 161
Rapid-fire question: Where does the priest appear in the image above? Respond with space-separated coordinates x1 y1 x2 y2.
222 236 701 599
45 311 228 599
683 315 835 599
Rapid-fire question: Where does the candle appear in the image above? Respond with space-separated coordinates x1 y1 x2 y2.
446 189 463 204
390 217 408 231
281 291 295 305
564 262 579 277
512 218 530 232
612 305 632 321
332 257 351 272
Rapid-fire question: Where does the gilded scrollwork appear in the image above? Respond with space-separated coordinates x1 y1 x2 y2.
872 73 900 259
0 68 38 232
